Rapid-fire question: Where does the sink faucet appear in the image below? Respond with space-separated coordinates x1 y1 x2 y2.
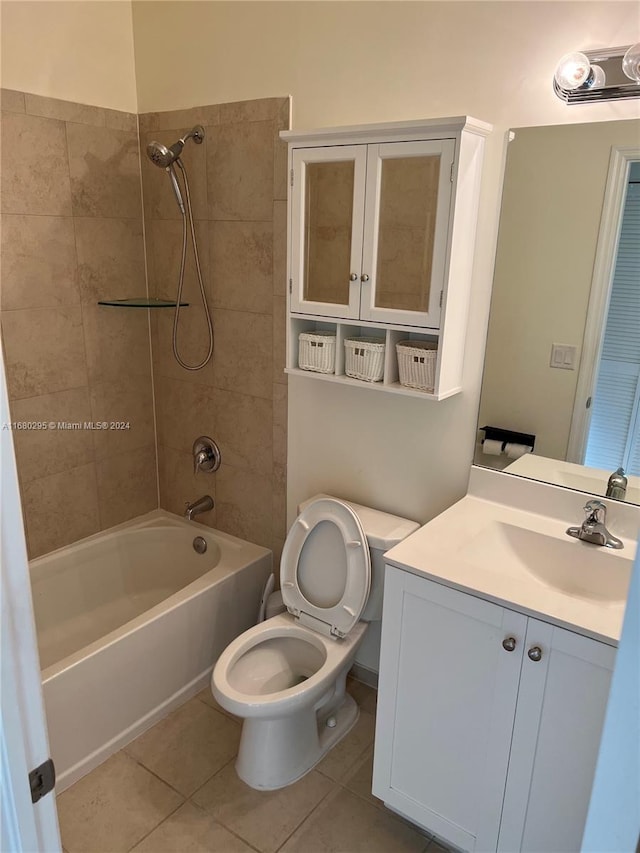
606 467 627 501
184 495 214 521
566 500 624 549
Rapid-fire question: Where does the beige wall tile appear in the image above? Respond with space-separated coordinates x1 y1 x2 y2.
124 697 240 797
0 88 25 113
192 762 333 853
141 129 208 221
132 801 253 853
212 308 273 399
151 308 215 385
83 303 152 384
154 375 215 455
96 445 157 529
66 123 142 218
273 295 287 385
104 108 138 133
272 462 287 543
75 217 146 303
24 93 105 127
272 383 287 469
1 306 88 399
209 221 273 314
0 214 79 310
146 218 209 300
214 388 272 475
272 200 287 296
158 445 216 523
219 97 289 125
10 387 94 484
139 105 219 133
22 463 100 557
1 112 72 215
215 465 273 548
208 121 274 221
56 751 182 853
90 378 155 460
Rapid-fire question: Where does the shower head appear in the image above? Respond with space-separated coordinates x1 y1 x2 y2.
146 125 204 169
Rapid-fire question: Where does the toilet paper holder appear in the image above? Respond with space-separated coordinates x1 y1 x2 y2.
480 426 536 454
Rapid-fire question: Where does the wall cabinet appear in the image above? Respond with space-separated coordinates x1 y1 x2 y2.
282 117 491 400
373 567 615 852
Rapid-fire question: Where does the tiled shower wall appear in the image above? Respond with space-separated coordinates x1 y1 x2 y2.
1 90 289 562
0 90 156 558
140 97 290 558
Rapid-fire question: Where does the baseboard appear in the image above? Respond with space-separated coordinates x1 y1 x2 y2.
349 662 378 689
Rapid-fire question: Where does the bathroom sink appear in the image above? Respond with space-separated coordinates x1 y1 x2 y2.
459 521 632 603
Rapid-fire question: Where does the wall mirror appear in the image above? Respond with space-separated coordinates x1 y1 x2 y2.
476 118 640 505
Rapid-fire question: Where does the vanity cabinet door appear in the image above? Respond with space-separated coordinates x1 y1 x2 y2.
360 139 455 328
373 568 527 852
498 620 615 853
290 145 367 319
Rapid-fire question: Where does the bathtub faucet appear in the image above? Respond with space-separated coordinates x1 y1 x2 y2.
184 495 214 521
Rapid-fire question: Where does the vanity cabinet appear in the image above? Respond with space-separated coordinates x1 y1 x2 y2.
282 117 491 400
373 567 615 852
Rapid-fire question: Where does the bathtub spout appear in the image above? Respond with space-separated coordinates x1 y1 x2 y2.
184 495 214 521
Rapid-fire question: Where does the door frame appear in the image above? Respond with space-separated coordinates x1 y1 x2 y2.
0 348 61 852
567 145 640 463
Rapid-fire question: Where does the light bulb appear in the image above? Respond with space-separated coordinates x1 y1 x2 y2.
554 52 592 90
622 43 640 82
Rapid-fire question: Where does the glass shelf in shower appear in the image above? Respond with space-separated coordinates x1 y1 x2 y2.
97 297 189 308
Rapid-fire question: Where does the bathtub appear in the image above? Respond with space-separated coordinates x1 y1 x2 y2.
29 510 271 792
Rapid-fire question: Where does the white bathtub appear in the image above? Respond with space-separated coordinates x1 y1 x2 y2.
29 510 271 792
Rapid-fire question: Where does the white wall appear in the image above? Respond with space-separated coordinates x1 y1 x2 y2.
0 0 138 111
132 0 639 526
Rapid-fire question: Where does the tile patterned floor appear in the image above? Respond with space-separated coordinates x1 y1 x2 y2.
56 678 452 853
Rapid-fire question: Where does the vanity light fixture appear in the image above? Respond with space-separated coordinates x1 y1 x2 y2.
553 43 640 103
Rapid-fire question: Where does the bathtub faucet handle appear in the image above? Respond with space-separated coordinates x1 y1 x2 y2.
193 436 222 475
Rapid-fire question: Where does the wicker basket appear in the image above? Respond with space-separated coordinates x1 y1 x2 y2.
298 332 336 374
396 340 437 391
344 337 385 382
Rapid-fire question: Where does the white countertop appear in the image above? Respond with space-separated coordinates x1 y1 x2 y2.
384 468 640 646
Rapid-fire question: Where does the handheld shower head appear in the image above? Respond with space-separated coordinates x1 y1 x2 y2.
167 163 186 213
146 126 204 169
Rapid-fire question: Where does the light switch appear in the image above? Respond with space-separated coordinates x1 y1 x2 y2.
550 343 577 370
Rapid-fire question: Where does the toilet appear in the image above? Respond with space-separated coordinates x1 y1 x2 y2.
211 494 418 790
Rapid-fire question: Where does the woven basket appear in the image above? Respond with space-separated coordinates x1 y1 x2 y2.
344 337 385 382
298 332 336 374
396 340 437 391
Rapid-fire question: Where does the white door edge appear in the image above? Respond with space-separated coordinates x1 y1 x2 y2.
0 348 61 853
567 146 640 464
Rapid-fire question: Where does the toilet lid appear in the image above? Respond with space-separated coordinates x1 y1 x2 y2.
280 498 371 639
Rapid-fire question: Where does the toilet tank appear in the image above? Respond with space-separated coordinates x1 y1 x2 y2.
299 494 419 622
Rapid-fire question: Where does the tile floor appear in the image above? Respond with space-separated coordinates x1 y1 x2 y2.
57 678 452 853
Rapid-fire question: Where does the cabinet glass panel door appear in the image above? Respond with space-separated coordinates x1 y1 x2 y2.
291 146 366 319
361 139 455 328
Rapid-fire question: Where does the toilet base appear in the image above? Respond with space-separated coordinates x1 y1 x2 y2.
235 692 359 791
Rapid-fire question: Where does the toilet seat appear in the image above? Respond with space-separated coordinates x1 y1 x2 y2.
280 498 371 639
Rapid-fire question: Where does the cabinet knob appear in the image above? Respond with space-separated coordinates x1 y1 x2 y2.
361 274 370 282
502 637 517 652
527 646 542 662
350 273 358 281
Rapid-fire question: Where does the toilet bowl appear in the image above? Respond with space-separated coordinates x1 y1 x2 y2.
212 495 418 790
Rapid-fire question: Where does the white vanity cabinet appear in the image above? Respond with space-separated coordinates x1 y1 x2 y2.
373 567 615 853
282 117 491 400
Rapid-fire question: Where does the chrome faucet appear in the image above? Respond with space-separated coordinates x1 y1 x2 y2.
606 467 627 501
566 500 624 549
184 495 214 521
